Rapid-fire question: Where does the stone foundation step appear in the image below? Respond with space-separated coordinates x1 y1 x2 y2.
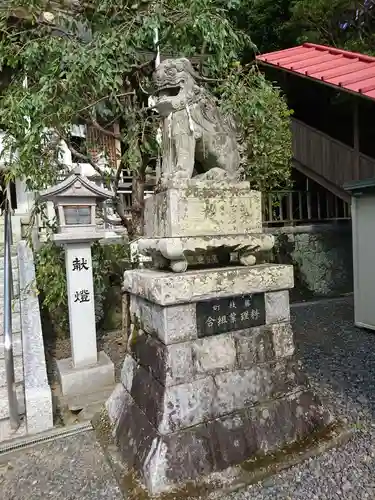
0 248 18 258
0 277 19 298
0 311 22 334
0 298 20 313
0 284 19 299
60 384 115 414
0 333 22 358
0 266 19 282
0 417 27 444
0 354 24 387
0 383 25 419
0 255 18 270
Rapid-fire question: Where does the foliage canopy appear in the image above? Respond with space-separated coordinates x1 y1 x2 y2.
0 0 293 237
233 0 375 56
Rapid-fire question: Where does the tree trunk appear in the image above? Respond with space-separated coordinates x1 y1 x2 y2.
122 169 146 345
130 170 145 239
122 290 131 349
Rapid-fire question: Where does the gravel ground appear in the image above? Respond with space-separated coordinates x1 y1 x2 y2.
227 296 375 500
0 431 123 500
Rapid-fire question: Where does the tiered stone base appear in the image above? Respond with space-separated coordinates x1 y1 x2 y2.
96 265 334 496
104 378 330 496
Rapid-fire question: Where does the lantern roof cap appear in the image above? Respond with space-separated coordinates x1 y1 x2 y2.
39 168 113 202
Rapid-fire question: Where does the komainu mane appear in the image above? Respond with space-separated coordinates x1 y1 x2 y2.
152 58 242 185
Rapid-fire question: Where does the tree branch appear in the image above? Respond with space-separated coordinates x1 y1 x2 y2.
77 92 135 114
89 118 122 139
113 195 132 235
61 133 132 234
58 134 103 177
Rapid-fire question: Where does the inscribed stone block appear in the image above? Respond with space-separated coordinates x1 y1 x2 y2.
144 181 261 238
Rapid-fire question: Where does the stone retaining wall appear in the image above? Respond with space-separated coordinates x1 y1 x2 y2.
264 223 353 301
17 240 53 435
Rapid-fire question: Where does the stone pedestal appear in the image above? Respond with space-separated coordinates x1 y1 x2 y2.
139 180 272 272
98 180 336 497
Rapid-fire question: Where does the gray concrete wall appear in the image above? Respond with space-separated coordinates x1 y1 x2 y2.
264 223 353 302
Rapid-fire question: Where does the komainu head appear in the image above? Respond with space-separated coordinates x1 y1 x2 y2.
152 58 201 116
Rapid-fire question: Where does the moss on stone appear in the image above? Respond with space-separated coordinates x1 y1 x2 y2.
92 406 113 449
100 419 349 500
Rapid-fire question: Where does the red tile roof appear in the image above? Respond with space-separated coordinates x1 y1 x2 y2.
256 43 375 99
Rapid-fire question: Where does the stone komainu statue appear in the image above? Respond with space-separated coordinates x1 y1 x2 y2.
152 58 242 184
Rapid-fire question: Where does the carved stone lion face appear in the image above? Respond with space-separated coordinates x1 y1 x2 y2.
152 58 197 116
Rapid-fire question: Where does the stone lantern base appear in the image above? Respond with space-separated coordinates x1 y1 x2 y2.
57 351 115 411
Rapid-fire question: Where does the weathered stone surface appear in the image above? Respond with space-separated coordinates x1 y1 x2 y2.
234 326 275 368
114 388 158 472
123 339 305 429
193 335 237 376
120 354 137 392
212 359 307 418
129 330 236 387
266 225 353 299
121 358 306 435
144 181 261 238
265 290 290 324
252 395 294 454
103 386 333 496
122 361 215 434
126 364 165 430
249 389 333 455
128 325 294 388
143 431 214 495
105 383 130 437
209 411 256 470
213 367 271 417
234 323 295 369
158 376 215 434
290 389 334 437
124 264 294 306
129 331 194 386
17 240 53 435
128 322 295 389
273 322 295 358
113 393 214 495
130 295 197 344
137 232 274 273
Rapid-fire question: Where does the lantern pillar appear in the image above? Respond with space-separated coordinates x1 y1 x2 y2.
39 170 115 411
54 234 115 408
65 243 97 368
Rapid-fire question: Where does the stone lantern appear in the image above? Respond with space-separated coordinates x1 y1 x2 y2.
39 169 115 410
